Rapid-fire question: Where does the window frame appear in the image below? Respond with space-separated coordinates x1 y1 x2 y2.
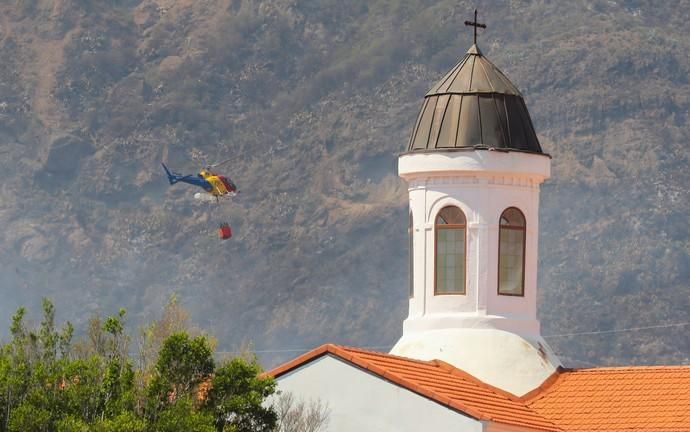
434 206 468 296
497 207 527 297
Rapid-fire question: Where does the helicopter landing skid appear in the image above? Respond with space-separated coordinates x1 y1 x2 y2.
194 192 236 202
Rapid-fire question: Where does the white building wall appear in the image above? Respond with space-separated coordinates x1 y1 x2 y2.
275 355 484 432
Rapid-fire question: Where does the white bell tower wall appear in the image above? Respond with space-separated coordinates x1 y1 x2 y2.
391 149 561 396
400 149 550 335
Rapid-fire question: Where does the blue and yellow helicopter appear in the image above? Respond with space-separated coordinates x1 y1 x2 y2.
162 160 238 202
162 158 239 239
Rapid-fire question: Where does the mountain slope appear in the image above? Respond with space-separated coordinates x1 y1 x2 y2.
0 0 688 367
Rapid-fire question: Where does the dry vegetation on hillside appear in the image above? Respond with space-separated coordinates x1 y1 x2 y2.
0 0 688 367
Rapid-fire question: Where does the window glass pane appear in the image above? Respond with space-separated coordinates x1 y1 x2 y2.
498 226 525 296
455 237 464 254
500 207 525 227
435 227 466 295
436 206 466 225
435 206 466 295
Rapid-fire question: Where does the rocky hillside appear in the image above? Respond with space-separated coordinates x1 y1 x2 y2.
0 0 688 367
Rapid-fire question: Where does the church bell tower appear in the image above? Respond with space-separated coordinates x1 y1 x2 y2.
391 13 561 396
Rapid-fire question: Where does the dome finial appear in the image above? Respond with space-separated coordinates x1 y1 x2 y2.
464 9 486 45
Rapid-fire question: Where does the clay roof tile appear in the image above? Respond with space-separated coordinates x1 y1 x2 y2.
528 365 690 431
267 346 690 431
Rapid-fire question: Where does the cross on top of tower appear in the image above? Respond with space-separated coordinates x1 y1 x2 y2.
464 9 486 45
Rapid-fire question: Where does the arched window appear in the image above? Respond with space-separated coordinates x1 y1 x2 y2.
498 207 526 296
435 206 466 295
409 211 414 298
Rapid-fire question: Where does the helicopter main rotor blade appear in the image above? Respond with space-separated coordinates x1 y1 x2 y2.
207 157 235 169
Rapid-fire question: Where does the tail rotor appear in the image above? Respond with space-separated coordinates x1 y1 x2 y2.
162 163 179 185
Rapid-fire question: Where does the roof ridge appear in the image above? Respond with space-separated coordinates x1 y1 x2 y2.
263 344 332 378
568 364 690 372
520 367 567 404
431 359 524 402
337 345 440 365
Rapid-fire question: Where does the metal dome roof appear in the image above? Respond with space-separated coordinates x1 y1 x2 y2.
407 44 543 154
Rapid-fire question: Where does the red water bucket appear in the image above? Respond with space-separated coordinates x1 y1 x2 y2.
218 223 232 240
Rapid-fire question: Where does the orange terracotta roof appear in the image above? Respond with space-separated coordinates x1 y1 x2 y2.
266 344 561 431
528 366 690 431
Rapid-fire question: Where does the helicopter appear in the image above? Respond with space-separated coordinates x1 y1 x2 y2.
162 159 238 202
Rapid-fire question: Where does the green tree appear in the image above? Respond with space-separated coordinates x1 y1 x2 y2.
1 304 137 431
146 333 214 422
93 411 146 432
0 300 278 432
152 396 214 432
3 300 76 431
55 415 90 432
100 310 135 419
7 401 51 432
206 357 277 432
56 357 104 424
136 294 200 406
3 307 32 431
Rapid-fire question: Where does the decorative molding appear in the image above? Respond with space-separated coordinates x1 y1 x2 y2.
408 175 540 188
